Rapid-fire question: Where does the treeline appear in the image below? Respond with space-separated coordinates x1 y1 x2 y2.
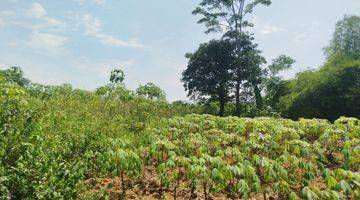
181 1 360 121
0 66 208 118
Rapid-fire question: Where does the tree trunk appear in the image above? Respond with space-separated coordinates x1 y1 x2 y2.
234 80 241 116
219 94 225 117
253 84 263 110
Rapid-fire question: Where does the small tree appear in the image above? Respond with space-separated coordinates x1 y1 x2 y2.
136 82 166 100
98 68 130 110
110 69 125 86
181 40 235 117
99 68 127 96
0 66 30 88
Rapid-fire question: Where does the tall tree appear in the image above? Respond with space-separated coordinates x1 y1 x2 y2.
181 40 235 116
223 32 266 111
224 32 260 113
245 47 266 109
264 55 295 111
192 0 271 34
324 15 360 59
192 0 271 114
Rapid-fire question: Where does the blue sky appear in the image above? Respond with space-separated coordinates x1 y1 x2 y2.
0 0 359 101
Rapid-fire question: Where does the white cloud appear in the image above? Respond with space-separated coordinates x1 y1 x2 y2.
26 2 47 19
249 16 284 35
24 3 64 31
0 11 15 17
44 17 63 28
82 14 144 48
292 33 308 43
74 0 105 6
74 0 86 5
292 21 320 44
0 18 4 28
0 11 16 28
28 32 67 49
74 57 134 77
94 0 105 5
260 24 283 35
251 15 261 27
4 0 18 3
83 14 101 34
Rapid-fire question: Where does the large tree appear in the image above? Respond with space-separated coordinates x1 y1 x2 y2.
223 32 266 111
192 0 271 114
181 40 235 116
243 42 266 110
324 15 360 59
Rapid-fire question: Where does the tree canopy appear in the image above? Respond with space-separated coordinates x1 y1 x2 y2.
263 55 295 111
192 0 271 34
136 82 166 100
0 66 30 88
280 57 360 121
324 15 360 59
182 39 235 116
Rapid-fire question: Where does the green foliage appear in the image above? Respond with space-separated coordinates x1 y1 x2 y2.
182 39 235 116
280 57 360 121
0 69 200 199
192 0 271 34
146 114 360 199
1 72 359 199
136 82 166 100
192 0 272 115
0 66 30 87
268 55 295 76
324 15 360 59
225 32 266 112
264 55 295 111
109 68 125 86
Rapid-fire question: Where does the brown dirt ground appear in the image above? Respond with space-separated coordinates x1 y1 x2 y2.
82 166 277 200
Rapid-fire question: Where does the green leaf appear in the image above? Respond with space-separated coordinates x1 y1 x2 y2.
289 192 300 200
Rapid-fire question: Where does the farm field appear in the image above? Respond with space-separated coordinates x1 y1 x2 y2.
81 115 360 200
1 1 360 200
1 78 359 199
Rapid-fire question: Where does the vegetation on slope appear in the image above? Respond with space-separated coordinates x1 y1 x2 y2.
0 72 359 199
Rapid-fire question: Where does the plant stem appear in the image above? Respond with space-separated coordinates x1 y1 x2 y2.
173 169 181 200
203 182 208 200
120 172 126 200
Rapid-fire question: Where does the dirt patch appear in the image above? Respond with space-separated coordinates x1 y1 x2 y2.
81 166 279 200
